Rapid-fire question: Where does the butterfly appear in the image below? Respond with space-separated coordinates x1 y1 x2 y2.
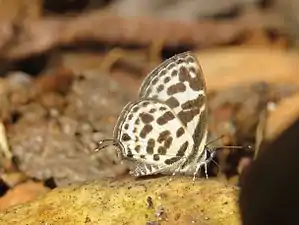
97 52 216 180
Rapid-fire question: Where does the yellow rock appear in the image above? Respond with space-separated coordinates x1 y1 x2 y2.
0 177 240 225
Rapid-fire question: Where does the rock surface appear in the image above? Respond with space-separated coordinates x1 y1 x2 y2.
0 177 240 225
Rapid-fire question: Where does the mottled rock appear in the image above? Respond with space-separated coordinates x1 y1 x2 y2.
0 177 240 225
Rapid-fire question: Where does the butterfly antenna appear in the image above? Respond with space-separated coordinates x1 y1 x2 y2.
211 145 253 152
205 135 225 147
95 138 119 152
206 135 251 152
214 145 244 150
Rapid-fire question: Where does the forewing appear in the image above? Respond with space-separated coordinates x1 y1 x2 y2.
113 99 194 167
139 52 208 150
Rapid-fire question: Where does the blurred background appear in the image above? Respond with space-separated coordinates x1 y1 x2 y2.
0 0 298 220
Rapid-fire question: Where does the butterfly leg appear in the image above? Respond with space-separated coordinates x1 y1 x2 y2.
204 162 209 179
192 148 217 183
192 162 204 183
168 158 188 183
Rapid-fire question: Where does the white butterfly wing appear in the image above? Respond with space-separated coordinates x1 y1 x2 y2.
139 52 208 159
113 99 194 175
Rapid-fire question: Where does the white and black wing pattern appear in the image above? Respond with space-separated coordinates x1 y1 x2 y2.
139 52 208 167
108 52 212 178
113 98 194 176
